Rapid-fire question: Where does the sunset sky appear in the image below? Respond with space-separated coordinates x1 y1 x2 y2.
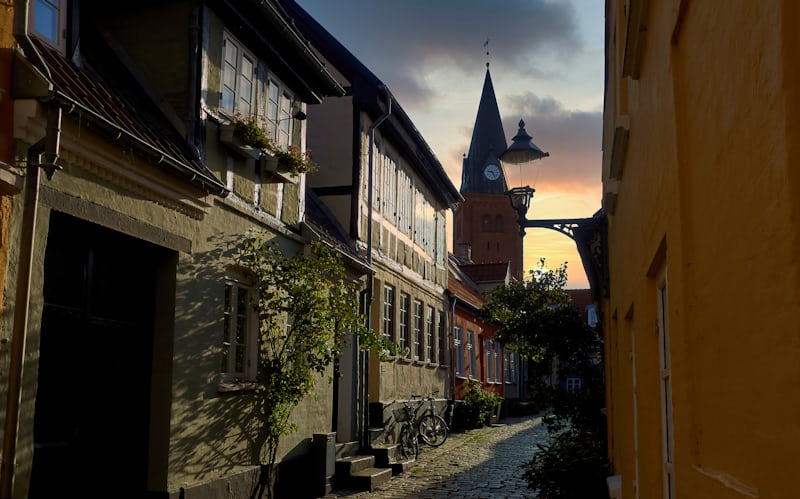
294 0 604 288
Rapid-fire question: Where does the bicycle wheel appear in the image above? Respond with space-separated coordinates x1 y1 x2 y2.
399 423 419 460
418 414 448 447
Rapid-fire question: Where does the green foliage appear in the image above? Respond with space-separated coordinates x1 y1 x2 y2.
478 259 609 496
232 116 316 175
238 234 392 498
233 116 273 150
523 427 610 499
457 380 503 429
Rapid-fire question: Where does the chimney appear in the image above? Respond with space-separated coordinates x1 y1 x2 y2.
456 243 472 262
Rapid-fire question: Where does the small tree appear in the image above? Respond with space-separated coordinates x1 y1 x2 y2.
478 260 608 497
238 234 390 498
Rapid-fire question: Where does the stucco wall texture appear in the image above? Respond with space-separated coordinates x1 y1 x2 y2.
603 1 800 498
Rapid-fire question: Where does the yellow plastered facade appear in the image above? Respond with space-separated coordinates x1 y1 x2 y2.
602 1 800 498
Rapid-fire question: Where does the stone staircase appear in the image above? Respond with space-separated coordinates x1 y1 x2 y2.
334 439 415 492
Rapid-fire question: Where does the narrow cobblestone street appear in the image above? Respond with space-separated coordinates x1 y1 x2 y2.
322 413 549 499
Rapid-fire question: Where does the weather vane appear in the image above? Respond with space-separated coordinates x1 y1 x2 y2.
484 37 491 68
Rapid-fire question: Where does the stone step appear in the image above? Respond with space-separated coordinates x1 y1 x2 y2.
368 443 404 467
335 454 375 476
349 466 393 492
389 457 416 476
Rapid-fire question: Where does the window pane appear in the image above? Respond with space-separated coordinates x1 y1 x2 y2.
239 56 254 115
33 0 60 44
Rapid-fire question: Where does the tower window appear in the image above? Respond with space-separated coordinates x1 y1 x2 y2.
482 215 491 232
494 215 504 232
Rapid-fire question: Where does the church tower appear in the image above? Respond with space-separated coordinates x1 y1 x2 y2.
453 66 525 277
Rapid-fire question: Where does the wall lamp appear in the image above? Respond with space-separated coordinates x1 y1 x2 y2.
499 120 608 299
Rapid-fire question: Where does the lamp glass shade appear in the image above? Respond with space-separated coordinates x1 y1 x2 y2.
500 120 549 165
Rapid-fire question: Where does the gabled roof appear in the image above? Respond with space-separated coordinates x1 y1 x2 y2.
461 68 509 195
279 0 463 209
212 0 346 103
447 254 485 312
458 261 512 287
21 35 228 195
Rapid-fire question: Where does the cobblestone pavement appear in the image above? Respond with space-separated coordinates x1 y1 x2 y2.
322 413 549 499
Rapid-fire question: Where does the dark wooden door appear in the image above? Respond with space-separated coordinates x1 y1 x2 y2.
30 212 165 498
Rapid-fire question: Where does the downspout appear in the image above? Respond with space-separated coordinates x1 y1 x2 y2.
448 294 458 402
1 106 62 499
186 1 202 154
361 87 391 447
2 4 61 497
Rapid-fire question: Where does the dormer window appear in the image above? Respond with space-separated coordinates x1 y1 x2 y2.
30 0 66 52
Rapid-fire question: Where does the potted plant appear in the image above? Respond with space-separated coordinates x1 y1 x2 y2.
219 115 272 160
271 144 317 176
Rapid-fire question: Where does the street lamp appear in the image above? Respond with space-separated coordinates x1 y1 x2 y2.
499 120 547 237
499 119 608 299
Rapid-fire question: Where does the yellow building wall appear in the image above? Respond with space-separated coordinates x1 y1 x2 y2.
603 1 800 498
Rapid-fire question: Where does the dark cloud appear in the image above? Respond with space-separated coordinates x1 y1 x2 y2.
294 0 583 107
501 91 601 190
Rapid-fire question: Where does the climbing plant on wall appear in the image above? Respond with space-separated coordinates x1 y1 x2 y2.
238 234 392 498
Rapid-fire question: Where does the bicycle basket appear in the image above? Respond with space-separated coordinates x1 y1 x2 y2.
393 406 413 422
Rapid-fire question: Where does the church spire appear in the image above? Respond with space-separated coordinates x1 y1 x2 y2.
460 67 509 194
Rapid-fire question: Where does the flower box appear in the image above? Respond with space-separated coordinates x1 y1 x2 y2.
260 154 298 184
219 123 263 161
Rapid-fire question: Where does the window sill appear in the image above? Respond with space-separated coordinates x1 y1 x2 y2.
218 380 258 393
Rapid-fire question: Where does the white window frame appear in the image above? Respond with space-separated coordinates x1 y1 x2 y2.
382 285 394 342
504 349 512 383
566 377 582 392
467 330 477 380
454 325 465 376
413 300 424 360
486 339 494 383
266 79 298 149
399 292 409 354
30 0 66 52
222 32 256 117
425 305 434 363
494 341 501 383
220 273 258 384
658 271 675 499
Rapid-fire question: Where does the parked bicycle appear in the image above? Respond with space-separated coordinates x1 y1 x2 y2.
411 390 448 447
392 399 419 460
392 390 450 460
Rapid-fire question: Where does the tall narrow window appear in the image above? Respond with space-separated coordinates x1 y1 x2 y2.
399 293 409 354
221 275 256 382
494 342 501 383
454 326 465 376
658 273 675 499
222 33 255 116
486 339 494 382
267 81 280 140
467 330 476 379
382 285 395 342
504 349 511 383
425 306 434 362
413 300 424 360
277 92 292 147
